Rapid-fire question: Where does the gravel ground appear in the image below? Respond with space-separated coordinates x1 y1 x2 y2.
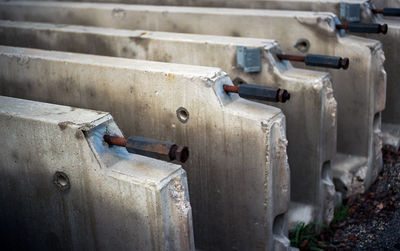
327 146 400 250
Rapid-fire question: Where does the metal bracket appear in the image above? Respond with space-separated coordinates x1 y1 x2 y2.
236 46 261 73
340 3 361 22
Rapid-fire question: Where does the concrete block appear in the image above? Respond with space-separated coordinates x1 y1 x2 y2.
0 20 337 226
0 46 290 251
0 0 384 198
0 95 194 251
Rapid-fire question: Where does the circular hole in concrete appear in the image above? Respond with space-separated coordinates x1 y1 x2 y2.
294 38 310 53
53 171 70 191
176 107 189 123
179 147 189 163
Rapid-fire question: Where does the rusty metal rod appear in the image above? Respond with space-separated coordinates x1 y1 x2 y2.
372 9 384 14
277 53 349 69
336 23 388 34
276 54 306 62
104 135 189 163
372 8 400 16
223 82 290 103
223 85 239 93
104 135 127 147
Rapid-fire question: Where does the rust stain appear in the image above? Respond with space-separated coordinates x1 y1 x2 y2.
75 130 84 140
58 121 69 131
104 135 127 147
167 73 175 83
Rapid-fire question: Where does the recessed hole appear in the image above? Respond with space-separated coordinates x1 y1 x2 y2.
176 107 189 123
53 171 70 191
373 112 381 129
179 147 189 163
232 77 246 86
272 213 285 235
321 161 331 179
294 38 310 53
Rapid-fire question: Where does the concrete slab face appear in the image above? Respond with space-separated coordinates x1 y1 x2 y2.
0 20 337 226
0 1 383 197
0 46 290 251
0 95 194 251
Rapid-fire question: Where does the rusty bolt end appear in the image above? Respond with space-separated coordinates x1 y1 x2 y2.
371 9 383 14
223 85 239 94
340 57 350 69
169 145 189 163
380 24 388 34
103 135 112 147
335 24 347 30
176 146 189 163
103 134 127 147
278 89 290 103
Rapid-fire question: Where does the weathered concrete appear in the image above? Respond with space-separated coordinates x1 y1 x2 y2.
0 46 290 251
0 0 384 197
0 95 194 251
0 20 337 227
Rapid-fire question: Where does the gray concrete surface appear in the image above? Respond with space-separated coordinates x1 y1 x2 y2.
0 20 337 227
0 95 194 251
0 0 384 198
0 46 290 251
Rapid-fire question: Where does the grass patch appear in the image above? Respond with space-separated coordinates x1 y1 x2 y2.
332 204 350 225
289 222 333 250
289 204 350 250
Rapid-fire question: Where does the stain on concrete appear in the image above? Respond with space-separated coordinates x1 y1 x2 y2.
111 8 126 20
75 130 84 140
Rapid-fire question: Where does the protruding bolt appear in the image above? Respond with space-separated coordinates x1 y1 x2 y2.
380 24 389 34
277 53 349 69
339 57 350 70
336 23 388 34
104 134 127 147
278 89 291 103
223 85 239 93
171 145 190 163
372 8 400 17
223 81 290 103
104 135 189 163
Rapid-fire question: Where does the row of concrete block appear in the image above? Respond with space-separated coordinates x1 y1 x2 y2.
0 0 399 250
